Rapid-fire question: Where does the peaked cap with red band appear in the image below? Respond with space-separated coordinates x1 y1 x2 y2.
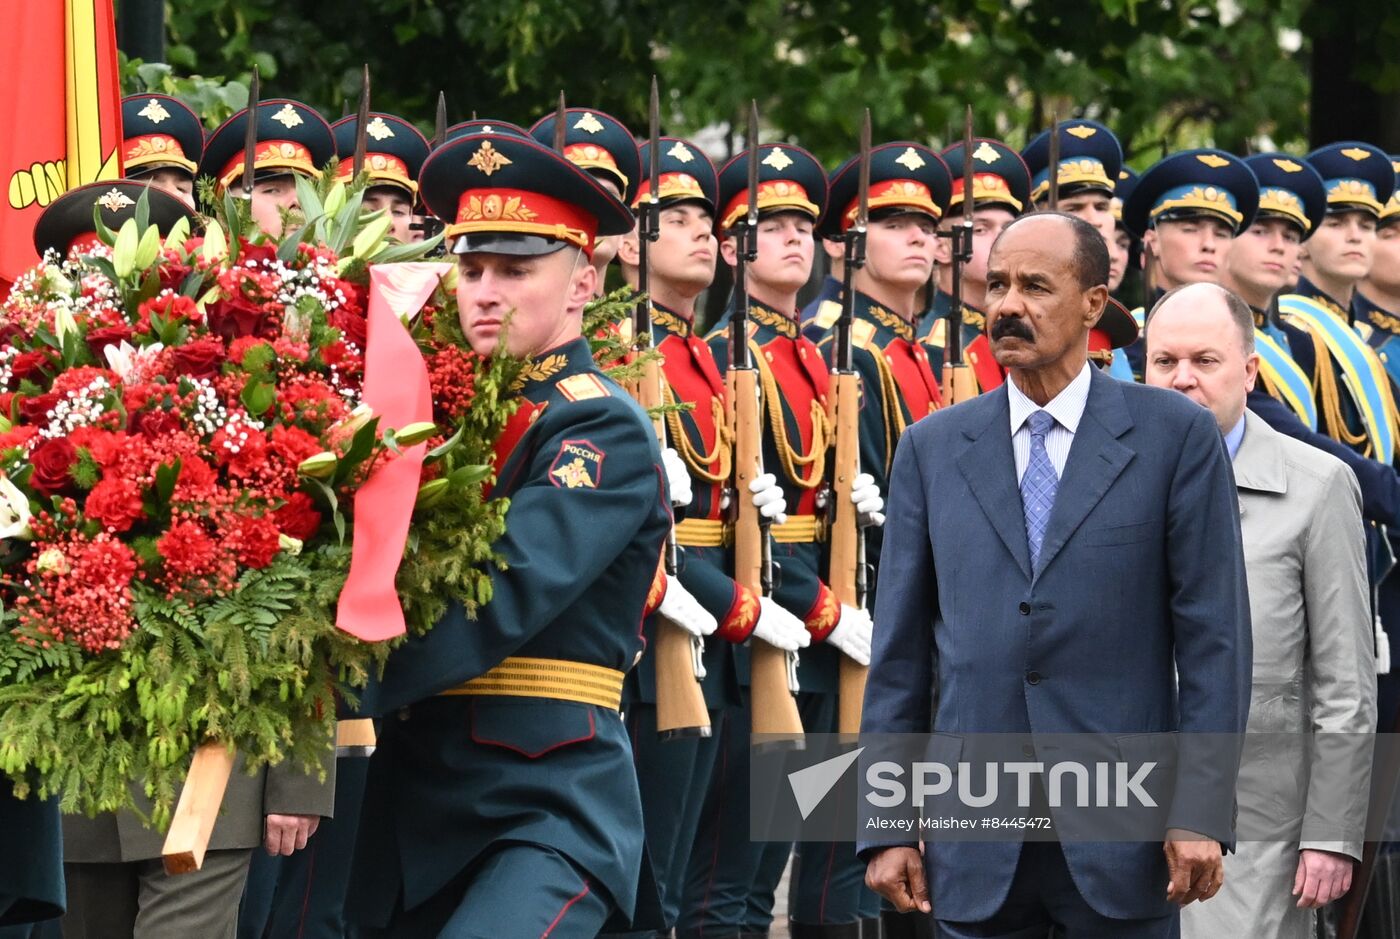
33 180 198 258
529 108 642 206
634 136 718 213
819 141 951 238
200 98 335 193
331 112 430 198
122 94 204 178
716 142 828 232
419 131 634 258
940 137 1032 218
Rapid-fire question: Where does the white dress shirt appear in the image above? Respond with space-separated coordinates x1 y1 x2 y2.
1007 362 1092 483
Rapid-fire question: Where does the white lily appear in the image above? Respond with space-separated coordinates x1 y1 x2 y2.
52 304 78 343
103 340 164 383
0 474 31 540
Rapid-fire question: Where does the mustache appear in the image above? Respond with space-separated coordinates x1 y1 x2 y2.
991 316 1034 341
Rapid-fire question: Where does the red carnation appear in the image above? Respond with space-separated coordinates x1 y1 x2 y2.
157 260 193 294
10 350 50 387
228 337 272 366
173 458 218 499
207 295 272 343
157 520 219 578
274 491 322 541
0 425 37 452
84 476 145 533
29 438 77 495
85 324 133 362
67 427 125 466
169 337 227 380
231 515 281 568
19 392 59 426
237 240 278 269
212 423 269 478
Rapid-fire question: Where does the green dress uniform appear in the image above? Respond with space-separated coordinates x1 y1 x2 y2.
346 130 668 937
0 783 63 929
238 110 431 939
680 143 841 939
607 138 757 938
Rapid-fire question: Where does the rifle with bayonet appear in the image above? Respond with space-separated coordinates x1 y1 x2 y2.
241 66 260 203
829 110 871 737
1047 109 1061 211
409 91 447 250
940 106 979 404
352 65 370 181
633 78 711 740
730 102 803 740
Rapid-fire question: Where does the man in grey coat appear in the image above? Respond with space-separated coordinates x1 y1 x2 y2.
1146 282 1377 938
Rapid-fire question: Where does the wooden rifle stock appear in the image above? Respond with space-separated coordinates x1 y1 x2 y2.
637 351 711 739
161 741 236 874
828 369 866 735
730 366 803 739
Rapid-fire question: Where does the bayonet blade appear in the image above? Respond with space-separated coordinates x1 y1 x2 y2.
432 91 447 149
352 64 370 179
962 104 974 223
554 91 567 154
242 65 260 199
1047 108 1060 210
745 101 760 231
648 76 661 211
856 108 871 233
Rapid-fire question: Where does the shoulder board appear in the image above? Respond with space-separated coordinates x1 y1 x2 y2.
853 319 877 350
557 373 612 402
813 299 843 332
924 318 947 348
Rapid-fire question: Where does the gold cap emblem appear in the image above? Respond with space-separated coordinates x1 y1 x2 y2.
1342 147 1372 161
1196 153 1230 169
96 188 136 213
762 148 794 171
1272 158 1302 173
894 147 926 171
468 140 512 176
667 141 695 163
573 111 605 134
365 116 394 141
271 103 304 129
137 98 171 124
1393 160 1400 173
1066 125 1097 139
973 141 999 164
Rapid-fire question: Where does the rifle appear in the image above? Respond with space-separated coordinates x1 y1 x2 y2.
352 65 370 180
241 66 260 201
408 92 447 247
829 110 871 737
940 106 978 404
634 77 710 740
730 101 803 741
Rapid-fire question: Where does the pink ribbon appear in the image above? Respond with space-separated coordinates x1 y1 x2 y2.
335 262 450 641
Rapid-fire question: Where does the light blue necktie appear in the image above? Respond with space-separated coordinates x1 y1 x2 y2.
1021 410 1059 570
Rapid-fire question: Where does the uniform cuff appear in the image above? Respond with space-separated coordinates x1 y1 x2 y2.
714 584 760 643
804 584 841 642
644 563 667 618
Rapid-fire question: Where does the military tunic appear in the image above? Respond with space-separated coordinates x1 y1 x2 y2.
0 783 62 928
348 337 670 935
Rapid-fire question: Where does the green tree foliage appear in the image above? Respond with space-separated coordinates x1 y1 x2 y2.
134 0 1318 166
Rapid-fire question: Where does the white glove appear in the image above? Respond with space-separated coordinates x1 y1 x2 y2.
749 472 788 525
662 447 692 508
827 604 873 666
851 472 884 528
752 596 811 652
658 575 718 638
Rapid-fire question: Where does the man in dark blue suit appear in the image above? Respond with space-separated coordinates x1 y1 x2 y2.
859 212 1252 937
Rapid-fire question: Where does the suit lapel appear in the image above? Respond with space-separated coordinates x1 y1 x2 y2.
1034 369 1135 578
956 387 1032 581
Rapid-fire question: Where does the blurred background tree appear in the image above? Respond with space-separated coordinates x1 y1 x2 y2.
115 0 1397 169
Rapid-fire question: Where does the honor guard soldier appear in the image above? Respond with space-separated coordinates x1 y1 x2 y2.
678 141 880 939
346 130 671 937
0 783 62 933
121 94 204 209
1121 148 1260 380
530 108 642 291
809 140 954 938
917 137 1031 394
1022 118 1124 243
1109 168 1139 295
609 135 802 938
32 180 197 261
331 112 430 244
200 99 335 238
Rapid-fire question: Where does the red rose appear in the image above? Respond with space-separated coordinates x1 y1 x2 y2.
85 324 133 363
274 491 322 541
329 309 367 350
10 350 50 387
206 296 271 343
29 438 76 495
169 337 227 379
0 393 13 419
237 240 278 269
232 515 281 568
0 324 28 347
131 407 181 438
84 476 145 532
157 260 193 294
19 392 59 426
319 339 348 367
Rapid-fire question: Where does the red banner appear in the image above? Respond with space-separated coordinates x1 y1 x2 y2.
1 1 124 291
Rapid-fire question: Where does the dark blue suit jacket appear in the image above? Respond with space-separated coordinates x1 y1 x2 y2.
858 366 1252 922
